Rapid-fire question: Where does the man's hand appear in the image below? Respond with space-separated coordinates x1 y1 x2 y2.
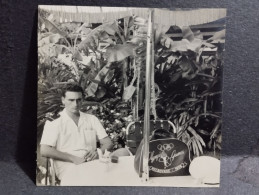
84 150 98 162
71 156 86 165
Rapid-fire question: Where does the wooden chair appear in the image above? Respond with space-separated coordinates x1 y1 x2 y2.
45 158 59 186
126 120 176 154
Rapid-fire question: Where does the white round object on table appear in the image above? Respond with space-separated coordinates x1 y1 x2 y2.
189 156 220 184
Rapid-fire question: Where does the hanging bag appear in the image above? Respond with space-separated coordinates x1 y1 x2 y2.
134 129 191 177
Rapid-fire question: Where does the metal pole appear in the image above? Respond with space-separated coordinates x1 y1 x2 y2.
142 8 153 182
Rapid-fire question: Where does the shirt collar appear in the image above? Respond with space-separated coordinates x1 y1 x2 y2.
59 109 84 120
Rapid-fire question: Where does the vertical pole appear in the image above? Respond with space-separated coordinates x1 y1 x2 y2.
150 18 157 120
142 8 153 182
45 158 49 185
133 25 139 121
136 57 140 121
122 59 128 89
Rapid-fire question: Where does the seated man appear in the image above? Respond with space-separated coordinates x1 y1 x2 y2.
40 84 113 181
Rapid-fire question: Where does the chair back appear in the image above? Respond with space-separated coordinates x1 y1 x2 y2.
126 120 176 153
45 158 57 186
49 158 56 186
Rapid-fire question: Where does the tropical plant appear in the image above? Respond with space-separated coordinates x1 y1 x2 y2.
38 9 225 158
154 26 225 157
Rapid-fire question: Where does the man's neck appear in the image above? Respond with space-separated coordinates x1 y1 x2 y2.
65 109 80 119
65 109 80 126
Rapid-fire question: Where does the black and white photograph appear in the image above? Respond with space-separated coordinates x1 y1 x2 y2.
37 5 227 187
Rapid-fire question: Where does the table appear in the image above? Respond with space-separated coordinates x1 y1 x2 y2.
61 156 219 187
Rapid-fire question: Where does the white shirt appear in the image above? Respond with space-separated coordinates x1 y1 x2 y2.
40 109 108 179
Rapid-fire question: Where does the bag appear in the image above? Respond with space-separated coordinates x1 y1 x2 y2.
134 129 191 177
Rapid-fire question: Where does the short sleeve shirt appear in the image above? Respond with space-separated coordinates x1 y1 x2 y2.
40 109 108 179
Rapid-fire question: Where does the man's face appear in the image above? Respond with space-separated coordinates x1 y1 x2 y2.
62 91 83 114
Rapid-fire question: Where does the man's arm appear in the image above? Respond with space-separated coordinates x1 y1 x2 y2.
40 144 86 165
99 136 113 153
90 115 113 153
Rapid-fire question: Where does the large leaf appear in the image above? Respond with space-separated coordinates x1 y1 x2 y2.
161 36 189 52
78 30 101 54
54 44 69 55
38 34 62 47
187 38 202 53
160 26 203 53
207 29 226 42
38 43 56 58
187 126 206 147
104 69 115 83
38 43 69 59
154 24 170 45
202 42 216 48
85 63 111 97
179 56 192 72
187 126 205 156
42 18 67 37
104 43 135 62
102 22 120 36
169 71 182 83
129 36 146 45
210 120 221 139
72 49 83 61
56 54 79 78
77 22 92 33
123 16 134 38
181 26 194 42
49 34 62 44
80 27 92 40
122 85 136 101
78 21 122 54
133 16 147 26
181 27 204 53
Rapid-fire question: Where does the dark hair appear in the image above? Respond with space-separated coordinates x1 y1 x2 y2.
62 84 84 97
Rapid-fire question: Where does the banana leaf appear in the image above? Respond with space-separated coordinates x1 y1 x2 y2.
42 17 67 37
104 44 135 63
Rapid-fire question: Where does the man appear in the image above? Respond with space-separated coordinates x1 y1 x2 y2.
40 84 113 180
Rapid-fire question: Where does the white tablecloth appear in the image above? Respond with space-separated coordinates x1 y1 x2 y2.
61 156 219 187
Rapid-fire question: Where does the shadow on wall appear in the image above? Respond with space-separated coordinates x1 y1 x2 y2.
15 10 38 184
